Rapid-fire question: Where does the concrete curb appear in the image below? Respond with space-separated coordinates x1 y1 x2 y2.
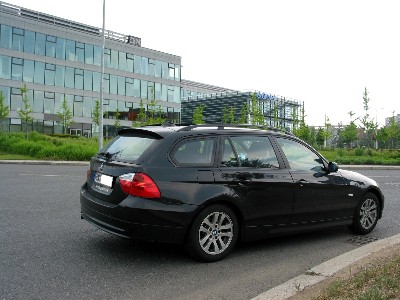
0 160 89 166
252 233 400 300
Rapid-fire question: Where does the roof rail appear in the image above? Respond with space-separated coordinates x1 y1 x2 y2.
176 123 293 135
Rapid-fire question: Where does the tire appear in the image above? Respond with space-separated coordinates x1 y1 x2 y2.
185 204 238 262
349 193 380 235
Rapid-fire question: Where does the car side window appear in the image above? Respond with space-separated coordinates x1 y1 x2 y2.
172 137 215 166
276 137 324 172
224 136 279 169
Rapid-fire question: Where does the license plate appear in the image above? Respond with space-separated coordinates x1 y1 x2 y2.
94 173 113 187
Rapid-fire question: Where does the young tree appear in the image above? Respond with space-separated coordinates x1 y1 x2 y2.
386 111 400 149
222 106 229 124
237 103 248 124
359 88 377 148
114 107 120 130
0 91 10 131
192 105 205 124
341 111 358 148
249 93 264 126
57 97 73 134
18 84 33 139
324 115 333 147
92 99 101 127
316 127 325 149
133 99 146 127
229 107 235 124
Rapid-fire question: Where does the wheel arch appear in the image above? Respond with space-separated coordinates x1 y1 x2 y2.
184 198 246 243
364 188 384 219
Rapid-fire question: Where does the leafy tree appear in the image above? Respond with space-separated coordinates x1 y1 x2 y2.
57 97 73 134
359 88 377 148
324 115 333 147
222 106 229 124
340 111 358 148
0 91 9 131
229 107 235 124
92 99 101 127
114 107 120 130
237 103 248 124
192 105 205 124
316 127 325 148
249 92 264 126
18 84 33 139
133 99 147 127
376 126 389 149
386 111 400 149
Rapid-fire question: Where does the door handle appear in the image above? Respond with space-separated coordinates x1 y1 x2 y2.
297 179 309 185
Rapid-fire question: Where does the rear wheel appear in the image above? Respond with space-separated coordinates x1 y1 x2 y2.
185 204 238 262
349 193 379 235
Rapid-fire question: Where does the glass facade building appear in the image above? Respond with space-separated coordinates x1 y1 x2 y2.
181 81 303 131
0 2 181 136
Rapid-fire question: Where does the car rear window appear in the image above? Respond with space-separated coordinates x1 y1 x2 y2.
98 135 157 163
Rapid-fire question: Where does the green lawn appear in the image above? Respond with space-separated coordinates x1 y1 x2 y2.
0 151 37 160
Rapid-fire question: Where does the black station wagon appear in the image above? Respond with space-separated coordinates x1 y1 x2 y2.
80 124 384 262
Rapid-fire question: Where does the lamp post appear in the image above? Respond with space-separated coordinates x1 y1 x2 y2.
98 0 106 150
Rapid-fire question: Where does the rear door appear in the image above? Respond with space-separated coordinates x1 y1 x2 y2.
217 135 295 226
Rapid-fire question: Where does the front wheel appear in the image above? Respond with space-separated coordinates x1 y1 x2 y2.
185 204 238 262
349 193 380 235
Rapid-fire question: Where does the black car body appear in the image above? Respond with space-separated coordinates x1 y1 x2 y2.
80 124 384 261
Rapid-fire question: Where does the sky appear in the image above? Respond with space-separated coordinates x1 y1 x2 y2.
4 0 400 127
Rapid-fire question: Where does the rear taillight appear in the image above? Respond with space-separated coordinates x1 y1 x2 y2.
119 173 161 199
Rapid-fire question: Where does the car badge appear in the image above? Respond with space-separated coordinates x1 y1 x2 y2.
99 163 104 171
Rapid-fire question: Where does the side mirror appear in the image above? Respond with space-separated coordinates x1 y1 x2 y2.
327 162 339 173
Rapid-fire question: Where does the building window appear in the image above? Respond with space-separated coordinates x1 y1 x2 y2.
126 78 134 96
65 39 75 61
141 56 148 75
55 65 65 87
44 92 55 114
65 67 74 88
110 49 118 69
103 73 109 93
12 27 24 51
93 45 102 66
35 33 46 56
34 61 45 84
147 82 155 99
33 90 44 113
85 44 94 64
104 48 110 68
56 37 66 59
0 25 12 49
93 71 101 92
118 76 125 95
119 51 127 71
46 35 56 58
84 70 93 91
134 55 141 74
73 95 83 117
23 59 34 82
10 87 22 111
161 61 168 79
133 78 140 98
155 60 162 78
148 59 156 77
126 53 134 73
168 63 175 80
75 42 84 63
75 69 84 89
110 75 117 94
141 80 147 99
23 30 35 54
45 63 55 86
0 55 11 79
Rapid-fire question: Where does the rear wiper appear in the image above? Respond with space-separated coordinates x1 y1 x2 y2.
98 151 121 160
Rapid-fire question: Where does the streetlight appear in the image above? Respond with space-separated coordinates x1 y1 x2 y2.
98 0 106 150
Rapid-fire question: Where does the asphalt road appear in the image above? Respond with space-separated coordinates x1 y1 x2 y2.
0 165 399 300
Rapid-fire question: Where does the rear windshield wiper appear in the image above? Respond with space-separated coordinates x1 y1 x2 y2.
98 151 121 160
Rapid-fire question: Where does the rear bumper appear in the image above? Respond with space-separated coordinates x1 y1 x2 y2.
80 183 198 244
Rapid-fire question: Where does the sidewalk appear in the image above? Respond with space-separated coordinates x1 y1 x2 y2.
252 234 400 300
